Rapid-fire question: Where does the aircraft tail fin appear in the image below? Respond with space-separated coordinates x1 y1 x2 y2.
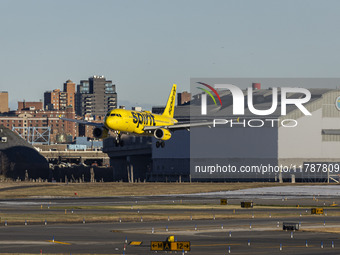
162 84 177 118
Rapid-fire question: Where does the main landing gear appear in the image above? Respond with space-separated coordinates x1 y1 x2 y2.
115 133 124 147
156 140 165 148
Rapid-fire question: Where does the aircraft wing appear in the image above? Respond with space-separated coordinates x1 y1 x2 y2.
60 117 104 128
143 121 214 131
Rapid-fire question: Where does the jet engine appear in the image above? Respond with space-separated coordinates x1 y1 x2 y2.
154 128 171 140
93 127 109 139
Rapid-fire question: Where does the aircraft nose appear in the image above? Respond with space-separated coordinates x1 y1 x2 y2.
105 116 114 129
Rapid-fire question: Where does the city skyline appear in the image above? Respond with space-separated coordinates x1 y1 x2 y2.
2 0 340 110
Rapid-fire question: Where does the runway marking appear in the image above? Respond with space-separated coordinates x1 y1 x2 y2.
192 243 241 247
46 240 71 245
0 241 48 245
253 245 317 249
129 241 143 246
192 243 317 249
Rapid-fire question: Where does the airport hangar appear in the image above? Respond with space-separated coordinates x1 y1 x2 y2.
103 88 340 182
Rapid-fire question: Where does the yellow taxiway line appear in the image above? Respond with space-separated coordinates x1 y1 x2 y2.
46 240 71 245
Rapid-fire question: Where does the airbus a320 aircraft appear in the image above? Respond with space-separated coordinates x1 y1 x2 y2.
61 84 208 148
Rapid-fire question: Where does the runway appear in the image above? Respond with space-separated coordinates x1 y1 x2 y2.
1 185 340 254
0 219 339 254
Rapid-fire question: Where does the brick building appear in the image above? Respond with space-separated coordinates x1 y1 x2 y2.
177 91 191 105
0 107 77 144
0 92 9 113
63 79 76 110
44 89 62 110
18 101 43 111
44 80 76 111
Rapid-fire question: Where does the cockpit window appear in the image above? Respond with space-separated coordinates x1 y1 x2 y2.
110 113 122 117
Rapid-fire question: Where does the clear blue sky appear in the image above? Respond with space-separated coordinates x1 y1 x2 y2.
1 0 340 110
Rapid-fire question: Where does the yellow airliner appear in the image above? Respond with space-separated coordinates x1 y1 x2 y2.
62 84 209 148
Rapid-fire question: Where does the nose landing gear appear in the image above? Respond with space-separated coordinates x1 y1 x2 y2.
156 140 165 148
115 140 124 147
115 132 124 147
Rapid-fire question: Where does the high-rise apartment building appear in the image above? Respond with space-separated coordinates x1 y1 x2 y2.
44 89 61 110
44 80 76 111
75 75 117 117
0 92 9 113
63 80 76 110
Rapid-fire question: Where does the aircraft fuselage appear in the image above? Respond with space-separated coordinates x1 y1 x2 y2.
104 108 177 135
